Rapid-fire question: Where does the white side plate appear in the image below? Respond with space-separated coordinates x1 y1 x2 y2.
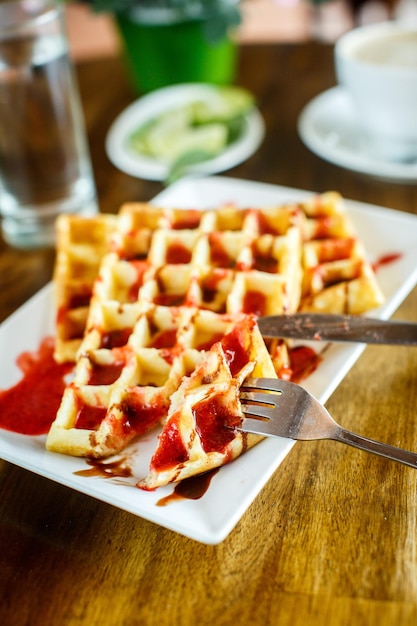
298 86 417 182
106 84 265 180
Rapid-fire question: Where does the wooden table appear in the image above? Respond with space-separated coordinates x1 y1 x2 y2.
1 42 417 626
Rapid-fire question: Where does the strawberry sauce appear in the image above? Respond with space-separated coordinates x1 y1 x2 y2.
288 346 322 383
372 252 402 272
0 337 73 435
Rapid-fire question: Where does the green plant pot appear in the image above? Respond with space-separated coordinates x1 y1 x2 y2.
115 10 238 94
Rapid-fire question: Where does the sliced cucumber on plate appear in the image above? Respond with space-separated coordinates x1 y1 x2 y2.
128 86 255 168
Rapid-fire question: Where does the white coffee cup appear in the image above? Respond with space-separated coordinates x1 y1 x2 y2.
335 21 417 162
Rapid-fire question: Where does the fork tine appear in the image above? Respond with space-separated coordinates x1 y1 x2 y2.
240 388 284 420
242 377 290 393
241 379 302 419
241 404 273 420
240 390 282 405
237 417 278 437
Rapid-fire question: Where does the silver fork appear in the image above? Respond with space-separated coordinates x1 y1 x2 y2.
238 378 417 468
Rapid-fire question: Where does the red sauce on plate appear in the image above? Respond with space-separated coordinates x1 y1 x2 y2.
0 337 72 435
372 252 402 272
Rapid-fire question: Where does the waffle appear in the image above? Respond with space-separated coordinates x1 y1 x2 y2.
53 193 383 364
53 212 117 363
53 200 304 363
48 191 384 488
46 309 276 489
298 192 384 314
138 314 276 490
112 200 304 318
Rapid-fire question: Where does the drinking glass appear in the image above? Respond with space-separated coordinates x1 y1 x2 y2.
0 0 98 248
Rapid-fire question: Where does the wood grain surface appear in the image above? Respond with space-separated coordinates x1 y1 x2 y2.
1 42 417 626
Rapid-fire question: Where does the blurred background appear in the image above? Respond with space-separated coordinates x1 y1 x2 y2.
66 0 417 62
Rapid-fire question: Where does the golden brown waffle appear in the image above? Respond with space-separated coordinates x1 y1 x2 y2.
298 192 384 314
111 200 304 317
53 201 304 363
138 315 276 490
48 191 384 488
53 212 117 363
46 308 273 468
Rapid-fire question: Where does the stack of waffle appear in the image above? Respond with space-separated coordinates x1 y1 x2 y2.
47 192 384 489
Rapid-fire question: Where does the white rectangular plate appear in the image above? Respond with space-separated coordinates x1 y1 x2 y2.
1 176 417 545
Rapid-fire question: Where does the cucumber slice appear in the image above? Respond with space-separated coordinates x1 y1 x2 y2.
191 86 254 124
129 107 192 158
157 123 228 162
127 86 254 165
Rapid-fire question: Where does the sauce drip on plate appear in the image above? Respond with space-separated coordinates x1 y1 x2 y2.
372 252 402 272
157 468 220 506
74 457 133 479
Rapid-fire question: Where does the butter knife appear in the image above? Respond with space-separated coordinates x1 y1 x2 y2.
257 313 417 346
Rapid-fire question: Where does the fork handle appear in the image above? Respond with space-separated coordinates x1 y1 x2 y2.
335 428 417 469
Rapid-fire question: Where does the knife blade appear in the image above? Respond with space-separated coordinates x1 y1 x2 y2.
257 313 417 346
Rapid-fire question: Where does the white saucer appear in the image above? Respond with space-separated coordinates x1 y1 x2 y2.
298 86 417 183
106 83 265 181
